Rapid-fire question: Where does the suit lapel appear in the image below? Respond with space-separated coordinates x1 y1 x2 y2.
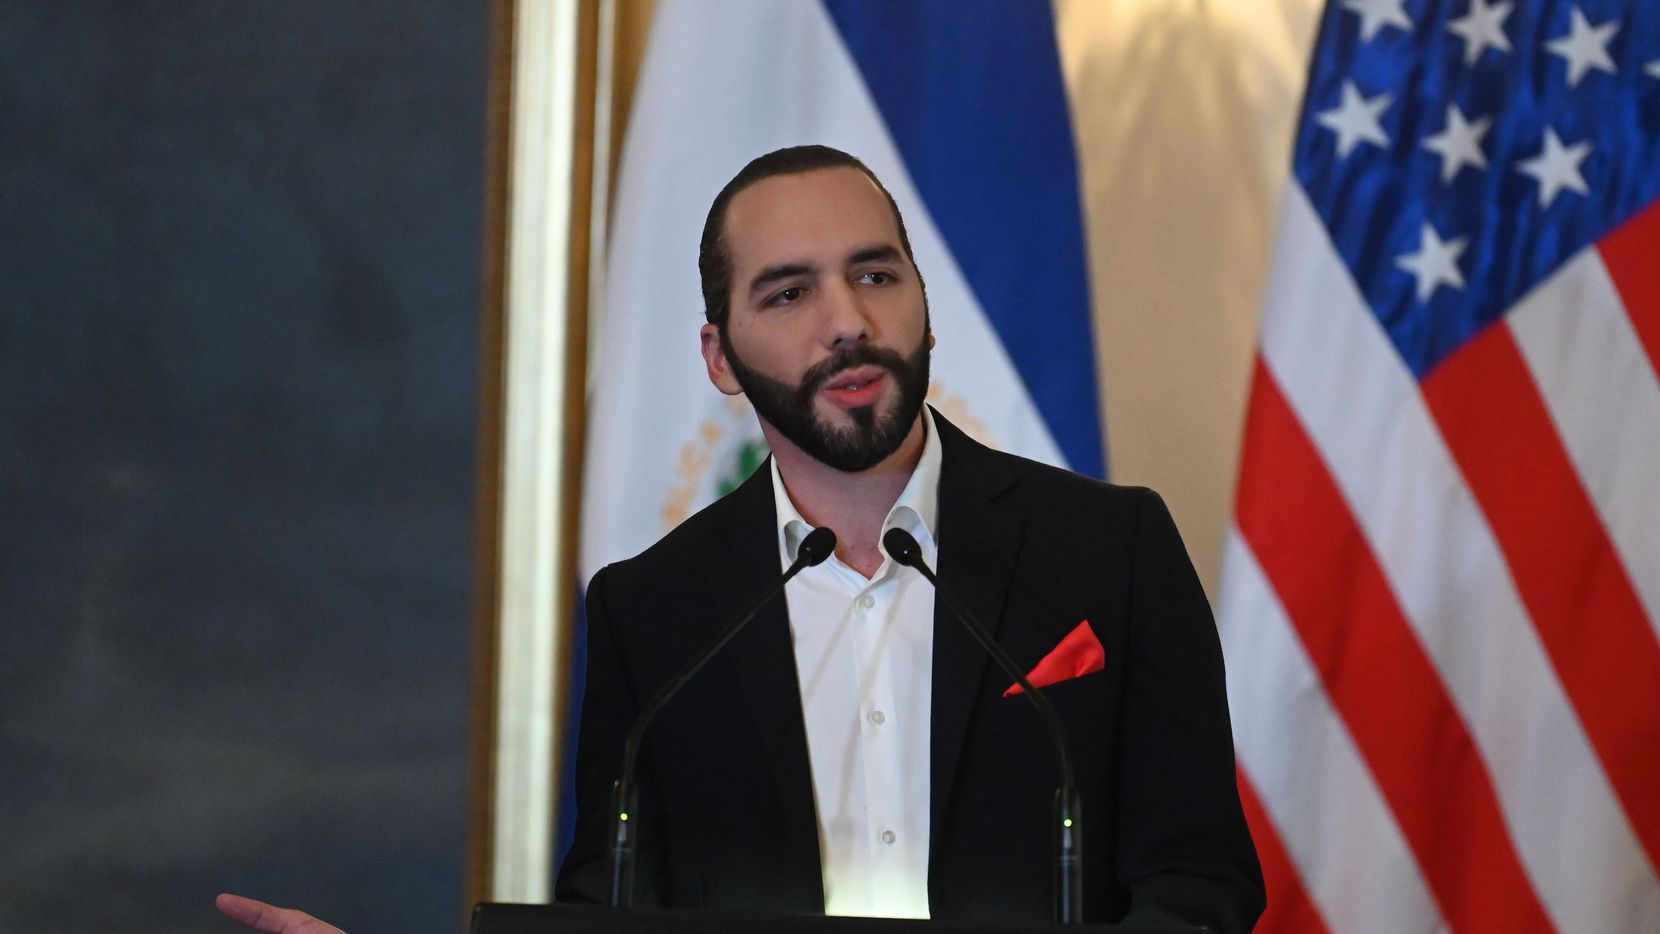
692 462 824 911
927 413 1026 857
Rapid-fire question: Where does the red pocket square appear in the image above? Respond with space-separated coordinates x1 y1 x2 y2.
1004 620 1105 697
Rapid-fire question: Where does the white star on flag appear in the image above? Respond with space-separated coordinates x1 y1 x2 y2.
1422 104 1490 183
1517 128 1592 208
1316 81 1393 158
1448 0 1514 65
1546 7 1619 87
1396 222 1468 302
1341 0 1412 42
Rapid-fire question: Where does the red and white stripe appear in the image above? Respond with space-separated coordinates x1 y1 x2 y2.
1222 533 1437 934
1220 185 1660 933
1509 204 1660 633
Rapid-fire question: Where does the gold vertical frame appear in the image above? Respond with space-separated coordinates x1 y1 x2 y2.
466 0 604 922
464 0 515 918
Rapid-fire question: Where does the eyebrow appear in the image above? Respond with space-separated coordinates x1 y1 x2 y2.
848 245 902 266
748 262 814 295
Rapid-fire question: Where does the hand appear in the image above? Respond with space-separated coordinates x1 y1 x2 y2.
215 893 347 933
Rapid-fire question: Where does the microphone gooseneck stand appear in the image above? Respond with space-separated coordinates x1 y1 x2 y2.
608 526 837 909
882 527 1084 925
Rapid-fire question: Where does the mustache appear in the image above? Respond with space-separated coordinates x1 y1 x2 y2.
795 344 916 400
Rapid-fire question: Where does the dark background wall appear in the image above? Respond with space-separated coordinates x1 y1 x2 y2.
1 3 488 931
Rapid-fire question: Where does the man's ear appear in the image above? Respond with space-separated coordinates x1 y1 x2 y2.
700 323 744 396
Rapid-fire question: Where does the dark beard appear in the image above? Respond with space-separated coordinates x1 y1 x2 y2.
721 330 931 473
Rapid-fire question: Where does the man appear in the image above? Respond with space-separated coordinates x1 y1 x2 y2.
555 147 1263 929
217 146 1263 932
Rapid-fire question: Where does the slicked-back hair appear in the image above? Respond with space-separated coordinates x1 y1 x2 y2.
698 145 921 327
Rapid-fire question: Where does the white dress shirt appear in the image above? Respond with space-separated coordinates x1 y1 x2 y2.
770 406 942 920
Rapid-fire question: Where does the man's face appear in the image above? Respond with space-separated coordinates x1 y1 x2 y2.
700 167 931 473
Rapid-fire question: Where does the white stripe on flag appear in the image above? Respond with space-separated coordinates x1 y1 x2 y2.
1219 531 1442 934
1508 248 1660 635
1254 185 1660 932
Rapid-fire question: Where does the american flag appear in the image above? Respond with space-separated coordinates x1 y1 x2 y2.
1218 2 1660 931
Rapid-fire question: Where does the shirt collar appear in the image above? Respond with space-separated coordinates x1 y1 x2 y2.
773 405 943 569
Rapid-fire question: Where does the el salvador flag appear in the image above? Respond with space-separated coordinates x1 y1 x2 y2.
565 0 1103 857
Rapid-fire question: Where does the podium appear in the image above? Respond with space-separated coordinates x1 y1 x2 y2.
471 902 1203 934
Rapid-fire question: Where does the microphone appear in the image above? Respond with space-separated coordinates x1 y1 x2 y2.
608 526 837 909
882 527 1083 925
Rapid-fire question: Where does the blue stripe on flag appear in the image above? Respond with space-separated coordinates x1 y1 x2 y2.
822 0 1105 478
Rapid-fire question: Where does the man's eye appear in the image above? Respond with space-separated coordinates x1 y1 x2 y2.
860 271 893 285
769 287 803 305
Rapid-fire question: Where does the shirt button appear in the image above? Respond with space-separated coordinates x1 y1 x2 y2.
867 709 886 726
859 594 876 610
881 830 896 845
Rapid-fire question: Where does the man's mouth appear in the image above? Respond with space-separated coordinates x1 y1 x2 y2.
820 366 888 408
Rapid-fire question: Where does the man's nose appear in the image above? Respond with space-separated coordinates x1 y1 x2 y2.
820 278 872 348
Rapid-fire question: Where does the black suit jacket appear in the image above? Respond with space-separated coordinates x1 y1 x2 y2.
556 411 1264 931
